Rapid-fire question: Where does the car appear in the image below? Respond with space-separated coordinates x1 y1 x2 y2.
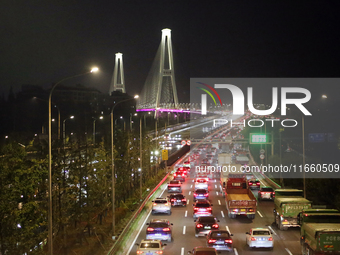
135 239 167 254
248 179 261 189
173 171 185 182
182 166 191 173
246 228 274 249
183 161 191 168
206 230 233 251
146 219 173 242
177 167 188 177
193 200 213 219
258 187 275 201
167 180 182 193
168 193 187 206
188 247 218 254
193 189 209 201
195 179 208 190
194 216 219 237
152 198 171 215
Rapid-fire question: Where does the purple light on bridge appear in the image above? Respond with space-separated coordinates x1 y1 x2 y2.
136 108 191 113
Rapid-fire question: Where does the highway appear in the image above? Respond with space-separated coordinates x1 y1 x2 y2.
127 154 302 255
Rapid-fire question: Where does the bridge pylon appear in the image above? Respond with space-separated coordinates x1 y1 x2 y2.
137 28 179 113
109 52 126 94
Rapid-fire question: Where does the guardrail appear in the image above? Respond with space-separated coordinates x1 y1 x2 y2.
107 172 170 255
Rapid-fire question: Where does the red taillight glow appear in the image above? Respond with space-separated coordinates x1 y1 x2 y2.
225 239 233 243
208 239 216 243
204 193 209 197
194 193 197 196
174 173 177 177
163 228 170 231
212 224 219 228
256 182 260 185
171 199 175 202
194 207 198 211
248 208 254 212
181 198 186 201
251 237 256 241
137 251 144 254
156 251 163 254
232 209 238 212
268 237 273 241
182 174 185 177
207 207 212 211
147 227 154 231
153 203 157 206
196 224 203 228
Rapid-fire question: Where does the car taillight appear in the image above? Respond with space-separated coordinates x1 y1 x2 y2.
251 237 256 241
182 174 184 176
153 203 157 206
207 207 212 211
268 237 273 241
196 224 203 228
137 251 144 254
248 182 251 185
164 203 169 206
147 227 154 232
212 224 219 228
208 239 216 243
163 228 170 231
257 182 260 185
194 207 198 211
232 209 238 212
194 193 197 197
174 173 177 177
225 239 233 243
181 198 186 201
248 208 254 212
260 192 264 194
204 193 209 197
171 199 175 202
156 251 163 254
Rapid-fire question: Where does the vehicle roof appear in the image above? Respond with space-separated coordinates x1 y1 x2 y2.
275 197 311 203
251 227 270 231
155 197 166 200
194 247 217 251
261 186 273 189
304 223 340 234
195 201 211 204
150 219 169 223
169 193 184 196
195 189 208 192
141 239 162 243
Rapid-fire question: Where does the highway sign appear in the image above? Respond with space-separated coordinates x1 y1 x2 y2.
181 140 186 146
308 133 325 143
260 154 265 160
186 140 191 146
249 133 268 144
162 150 168 160
260 149 265 154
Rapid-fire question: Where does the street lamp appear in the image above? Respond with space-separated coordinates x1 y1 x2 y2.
93 116 103 145
48 67 98 255
110 95 138 239
63 116 74 146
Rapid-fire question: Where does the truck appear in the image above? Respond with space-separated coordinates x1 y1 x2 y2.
273 189 312 230
298 209 340 255
218 153 231 165
224 173 257 219
219 164 244 195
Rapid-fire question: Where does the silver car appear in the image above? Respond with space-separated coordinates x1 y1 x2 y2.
152 198 171 215
135 239 167 254
246 228 274 249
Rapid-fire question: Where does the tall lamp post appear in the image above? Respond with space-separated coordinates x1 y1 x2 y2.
48 67 98 255
111 95 139 239
93 116 103 145
63 116 74 146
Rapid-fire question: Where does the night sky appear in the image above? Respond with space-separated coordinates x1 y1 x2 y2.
1 1 340 103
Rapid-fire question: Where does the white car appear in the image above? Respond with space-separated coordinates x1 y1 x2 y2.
135 239 167 254
152 198 171 215
195 179 208 190
246 228 274 249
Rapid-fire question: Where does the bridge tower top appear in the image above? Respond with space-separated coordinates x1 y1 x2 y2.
109 52 126 94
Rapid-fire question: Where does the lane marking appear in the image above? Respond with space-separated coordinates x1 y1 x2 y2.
190 185 193 188
221 211 225 218
218 200 221 205
185 210 188 217
226 225 230 233
187 199 190 205
216 191 219 196
257 211 263 218
127 185 167 254
215 179 216 182
189 191 191 195
181 247 184 255
183 226 186 235
285 248 293 255
234 248 239 255
268 226 278 236
192 180 194 182
215 184 217 189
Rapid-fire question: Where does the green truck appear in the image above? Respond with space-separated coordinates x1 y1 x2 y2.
273 189 312 230
299 209 340 255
